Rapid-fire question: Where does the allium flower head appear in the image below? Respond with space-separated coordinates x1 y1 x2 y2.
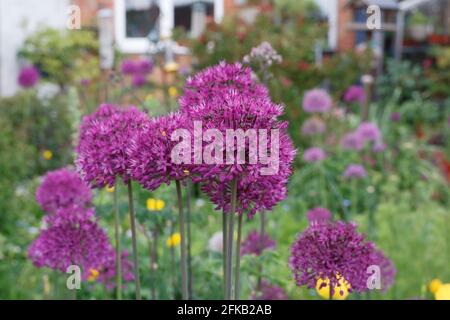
120 59 137 75
343 85 365 104
343 164 367 179
240 230 276 256
179 62 296 218
301 117 326 136
371 248 396 292
45 205 95 227
341 132 364 151
28 219 113 279
390 112 401 122
136 58 153 74
306 207 331 224
36 168 92 214
302 89 332 113
127 112 190 191
76 104 149 188
303 147 326 163
356 122 381 143
97 250 135 289
289 221 376 295
18 66 40 88
251 280 288 300
132 74 147 88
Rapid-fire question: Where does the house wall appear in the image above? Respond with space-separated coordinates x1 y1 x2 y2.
0 0 70 97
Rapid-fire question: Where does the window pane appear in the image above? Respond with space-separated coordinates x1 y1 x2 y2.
125 0 159 38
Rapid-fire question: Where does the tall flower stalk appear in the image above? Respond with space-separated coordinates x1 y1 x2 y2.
176 180 188 300
127 181 141 299
113 185 122 300
225 178 238 300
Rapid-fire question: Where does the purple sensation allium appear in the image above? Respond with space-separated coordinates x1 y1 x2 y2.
289 221 376 295
240 230 276 256
76 104 149 188
303 147 326 163
120 59 137 75
302 89 332 113
390 112 401 122
28 219 113 280
341 132 364 151
18 66 40 88
301 117 326 136
356 122 381 143
36 168 92 214
97 250 135 290
131 74 147 88
306 207 331 225
136 58 153 75
251 280 288 300
343 85 365 104
127 112 190 191
371 248 396 292
179 62 296 218
44 205 95 227
243 41 282 69
343 164 367 179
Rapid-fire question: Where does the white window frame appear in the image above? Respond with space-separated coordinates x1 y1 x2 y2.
115 0 223 54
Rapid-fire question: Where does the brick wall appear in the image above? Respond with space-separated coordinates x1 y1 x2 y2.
337 0 354 51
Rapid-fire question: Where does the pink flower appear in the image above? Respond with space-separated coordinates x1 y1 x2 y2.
302 89 332 113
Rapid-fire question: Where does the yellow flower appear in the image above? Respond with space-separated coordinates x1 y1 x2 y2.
87 268 100 282
168 86 178 97
435 284 450 300
429 279 442 294
166 233 181 247
164 62 179 73
42 150 53 160
147 198 165 211
105 185 115 193
315 276 351 300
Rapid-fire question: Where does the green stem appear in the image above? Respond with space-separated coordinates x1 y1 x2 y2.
176 180 188 300
234 214 243 300
225 178 238 300
222 209 227 296
127 181 141 300
351 179 358 216
185 182 193 299
257 211 265 291
113 185 122 300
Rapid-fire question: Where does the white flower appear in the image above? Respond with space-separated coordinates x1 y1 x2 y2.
208 231 223 253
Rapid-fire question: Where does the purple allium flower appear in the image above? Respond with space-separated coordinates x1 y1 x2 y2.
120 59 137 75
127 112 190 191
240 230 276 256
28 219 113 280
306 207 332 224
301 117 326 136
36 168 92 214
289 221 376 295
18 66 40 88
179 62 296 218
76 104 149 188
97 250 135 290
343 164 367 179
45 205 95 227
390 112 401 122
356 122 381 143
302 89 332 113
343 85 365 104
131 74 147 88
341 132 364 151
136 58 153 75
251 280 288 300
303 147 326 163
371 248 396 292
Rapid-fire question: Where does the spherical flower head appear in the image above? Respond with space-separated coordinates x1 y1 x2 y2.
390 112 401 122
45 205 95 227
28 219 113 280
76 104 149 188
251 280 288 300
18 66 40 88
302 89 332 113
306 207 331 224
136 58 153 74
120 59 137 75
132 74 147 88
303 147 326 163
97 250 135 290
127 112 190 191
301 117 326 136
356 122 381 143
341 132 364 151
343 164 367 179
343 85 365 104
289 221 376 295
240 230 276 256
36 168 92 214
371 248 396 292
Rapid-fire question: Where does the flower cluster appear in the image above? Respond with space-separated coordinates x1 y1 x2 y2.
343 164 367 179
306 207 332 224
240 230 276 256
243 41 282 71
120 58 153 88
302 89 332 113
303 147 326 163
97 251 135 289
340 122 385 152
251 280 288 300
18 66 40 88
343 85 365 104
76 104 149 188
